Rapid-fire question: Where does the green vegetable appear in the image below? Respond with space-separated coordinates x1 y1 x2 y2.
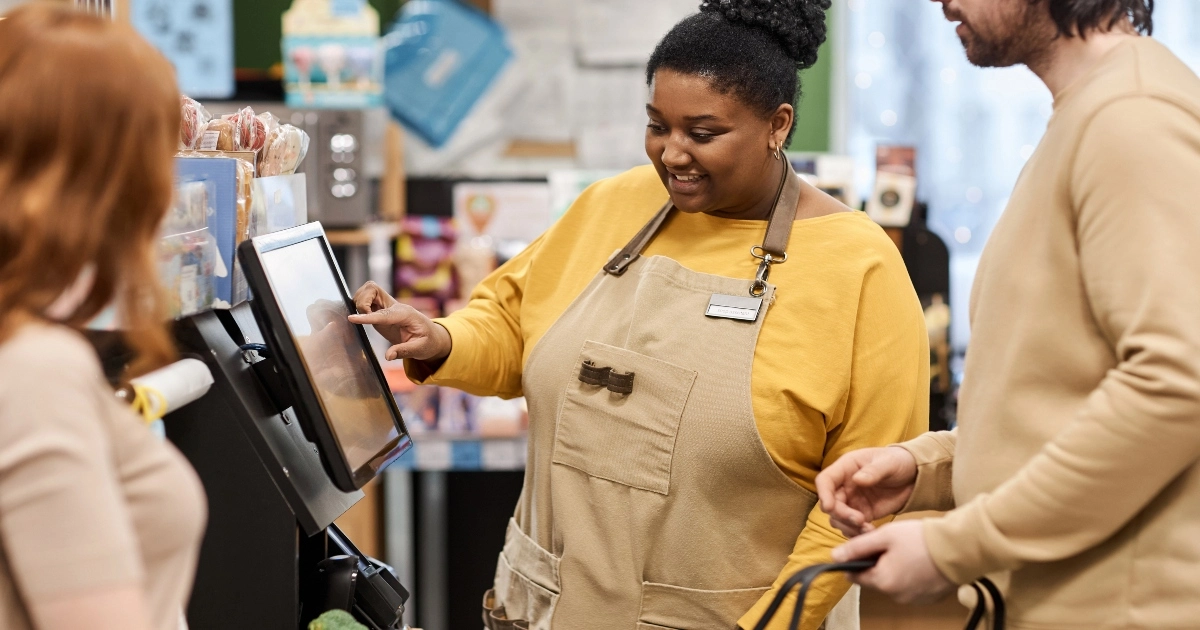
308 609 368 630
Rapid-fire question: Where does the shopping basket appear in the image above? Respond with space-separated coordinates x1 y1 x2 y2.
751 557 1005 630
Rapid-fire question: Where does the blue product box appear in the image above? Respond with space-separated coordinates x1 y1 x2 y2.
175 157 238 304
383 0 512 147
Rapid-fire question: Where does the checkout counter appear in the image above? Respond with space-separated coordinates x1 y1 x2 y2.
161 222 412 629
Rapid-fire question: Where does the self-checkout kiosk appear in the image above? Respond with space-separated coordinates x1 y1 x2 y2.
165 222 412 630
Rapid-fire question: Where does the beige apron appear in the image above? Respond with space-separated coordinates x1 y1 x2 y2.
484 166 859 630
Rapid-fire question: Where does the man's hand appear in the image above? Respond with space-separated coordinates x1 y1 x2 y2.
816 446 918 537
348 281 452 362
832 520 955 605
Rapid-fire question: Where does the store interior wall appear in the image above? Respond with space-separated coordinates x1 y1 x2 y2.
844 0 1200 351
232 0 833 165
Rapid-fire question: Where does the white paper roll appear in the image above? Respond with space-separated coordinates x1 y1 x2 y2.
130 358 214 415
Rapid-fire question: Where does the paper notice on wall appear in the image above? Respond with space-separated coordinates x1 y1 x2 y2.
548 170 623 220
501 31 575 143
568 67 651 168
452 182 553 243
577 123 650 170
573 0 697 66
568 67 649 126
492 0 572 32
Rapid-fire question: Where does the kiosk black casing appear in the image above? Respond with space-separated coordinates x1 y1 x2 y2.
167 302 408 628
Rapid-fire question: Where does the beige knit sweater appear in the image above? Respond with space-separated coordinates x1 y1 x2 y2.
899 37 1200 629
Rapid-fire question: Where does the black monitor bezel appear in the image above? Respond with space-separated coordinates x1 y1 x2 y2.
237 222 411 492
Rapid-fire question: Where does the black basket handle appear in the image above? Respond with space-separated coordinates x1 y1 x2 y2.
750 556 1005 630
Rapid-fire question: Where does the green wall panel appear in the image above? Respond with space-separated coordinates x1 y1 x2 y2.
791 35 832 153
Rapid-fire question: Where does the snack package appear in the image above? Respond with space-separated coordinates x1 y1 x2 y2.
258 124 310 176
229 156 256 304
233 157 254 243
228 106 272 152
255 112 279 151
200 118 235 152
158 179 217 317
179 96 212 151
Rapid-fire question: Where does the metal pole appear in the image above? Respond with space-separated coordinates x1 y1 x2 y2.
418 472 448 630
384 468 418 627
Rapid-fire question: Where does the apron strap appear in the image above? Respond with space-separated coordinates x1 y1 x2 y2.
604 199 675 276
762 163 802 258
604 162 802 277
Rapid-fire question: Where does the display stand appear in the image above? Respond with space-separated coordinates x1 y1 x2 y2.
893 202 952 431
166 304 408 630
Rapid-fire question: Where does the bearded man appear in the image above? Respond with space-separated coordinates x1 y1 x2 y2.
817 1 1200 628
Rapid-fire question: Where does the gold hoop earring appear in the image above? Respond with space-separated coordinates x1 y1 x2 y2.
772 145 782 161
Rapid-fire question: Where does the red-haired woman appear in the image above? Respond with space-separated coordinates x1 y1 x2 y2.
0 6 205 630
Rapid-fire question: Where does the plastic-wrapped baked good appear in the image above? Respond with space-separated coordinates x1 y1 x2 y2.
179 96 211 150
233 157 254 244
255 112 279 152
199 118 235 152
229 106 272 152
258 124 310 176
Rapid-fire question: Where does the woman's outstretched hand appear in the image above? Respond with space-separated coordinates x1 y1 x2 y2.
816 446 918 537
348 281 452 362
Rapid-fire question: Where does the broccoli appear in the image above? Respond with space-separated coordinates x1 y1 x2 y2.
308 609 368 630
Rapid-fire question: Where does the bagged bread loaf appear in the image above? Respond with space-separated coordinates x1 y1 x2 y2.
259 124 310 176
228 106 274 152
200 118 235 152
179 96 211 150
233 157 254 244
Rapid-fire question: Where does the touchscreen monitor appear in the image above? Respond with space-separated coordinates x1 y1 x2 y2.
238 223 411 491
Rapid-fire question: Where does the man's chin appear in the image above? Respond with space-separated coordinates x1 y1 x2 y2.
963 40 1019 68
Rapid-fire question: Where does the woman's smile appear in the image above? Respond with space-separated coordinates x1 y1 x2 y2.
668 171 709 195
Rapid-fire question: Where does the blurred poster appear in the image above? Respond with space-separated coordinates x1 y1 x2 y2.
131 0 234 99
876 144 918 178
452 182 552 243
548 170 621 220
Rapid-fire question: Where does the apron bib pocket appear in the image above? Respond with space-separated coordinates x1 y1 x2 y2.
637 581 771 629
552 340 697 495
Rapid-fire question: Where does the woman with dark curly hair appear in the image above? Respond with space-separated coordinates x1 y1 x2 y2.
351 1 927 628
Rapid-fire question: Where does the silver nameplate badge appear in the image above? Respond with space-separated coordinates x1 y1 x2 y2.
706 294 763 321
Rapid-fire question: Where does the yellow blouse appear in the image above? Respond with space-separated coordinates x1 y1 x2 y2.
411 165 929 629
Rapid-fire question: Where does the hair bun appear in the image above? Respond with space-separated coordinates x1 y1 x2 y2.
699 0 831 70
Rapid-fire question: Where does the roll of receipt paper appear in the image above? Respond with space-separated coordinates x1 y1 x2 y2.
129 357 214 417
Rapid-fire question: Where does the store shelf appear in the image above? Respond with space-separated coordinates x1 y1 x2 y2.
392 432 527 471
325 222 402 246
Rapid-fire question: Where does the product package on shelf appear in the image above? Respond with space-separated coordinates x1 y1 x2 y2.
282 0 384 109
394 383 440 433
179 96 212 151
174 156 238 304
391 378 526 438
181 99 311 175
258 123 310 177
175 99 313 305
248 174 309 238
158 179 218 317
395 216 458 302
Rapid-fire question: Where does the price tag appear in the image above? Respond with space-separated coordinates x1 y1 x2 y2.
482 440 521 470
415 439 452 471
451 441 483 470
